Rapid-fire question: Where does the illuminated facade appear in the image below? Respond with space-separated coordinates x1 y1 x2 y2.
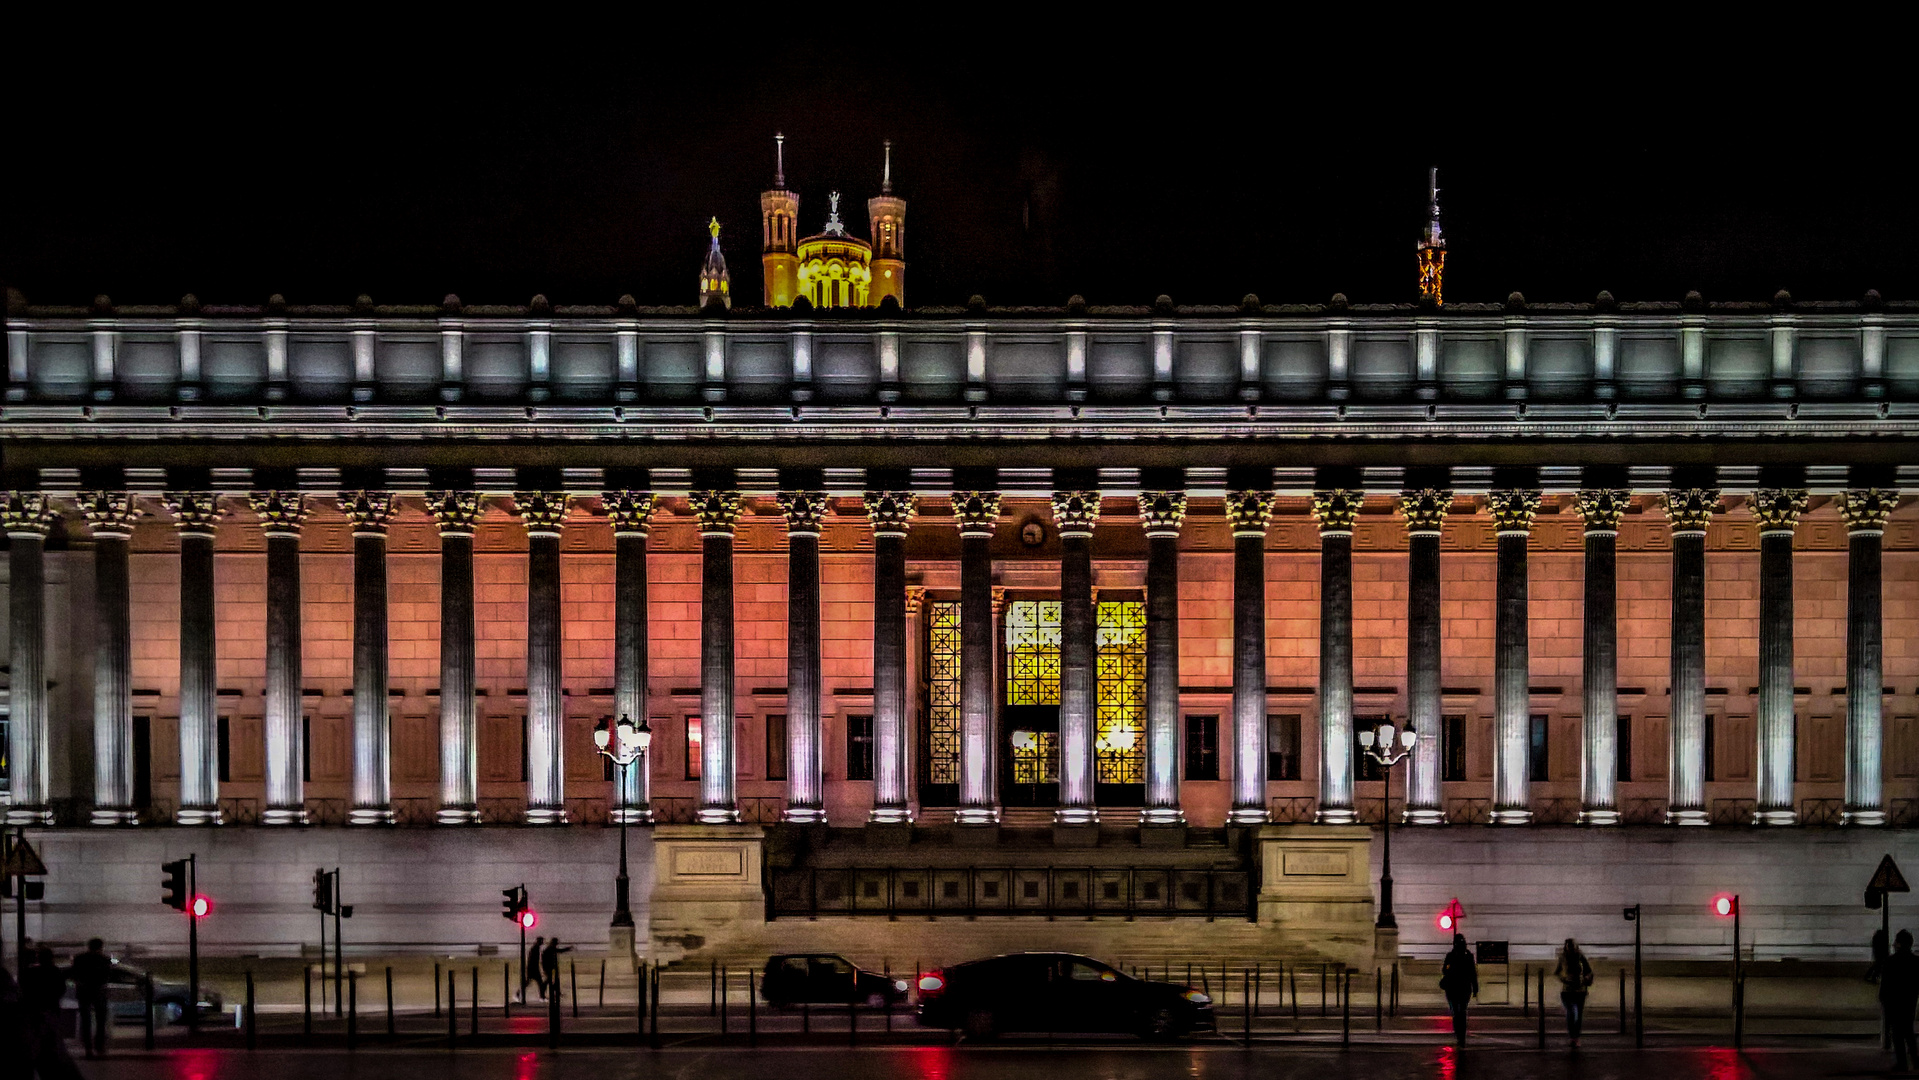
758 136 905 309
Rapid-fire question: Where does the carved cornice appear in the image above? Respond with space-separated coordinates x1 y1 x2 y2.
778 490 830 537
905 585 926 616
1839 488 1899 536
426 490 483 536
163 492 224 537
1311 489 1366 538
77 491 142 539
338 491 394 537
1137 491 1188 538
1663 488 1722 537
1747 488 1809 537
863 490 918 538
1575 489 1632 536
991 585 1007 616
514 491 572 537
951 491 1003 538
248 491 308 537
1485 489 1542 536
688 490 743 537
602 491 657 537
1224 490 1276 537
2 492 55 539
1050 490 1102 538
1398 488 1452 538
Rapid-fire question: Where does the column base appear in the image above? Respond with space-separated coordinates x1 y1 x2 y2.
1054 807 1098 826
1577 809 1621 826
1665 808 1709 826
260 807 311 826
1844 809 1889 827
89 808 142 826
1402 808 1447 826
784 807 828 825
1488 808 1532 826
613 808 655 825
525 807 571 826
953 806 1000 826
608 924 637 961
695 807 742 825
175 806 224 826
347 808 397 826
1309 807 1353 826
436 806 481 826
1139 807 1185 826
1229 807 1273 826
1751 809 1797 827
4 808 54 826
868 807 912 825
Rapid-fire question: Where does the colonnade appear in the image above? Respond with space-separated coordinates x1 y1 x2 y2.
0 482 1901 829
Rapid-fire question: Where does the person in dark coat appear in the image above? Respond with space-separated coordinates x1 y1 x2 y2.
11 955 83 1080
525 936 546 999
69 937 117 1058
540 938 572 1002
1555 938 1594 1048
1881 929 1919 1071
1438 933 1478 1046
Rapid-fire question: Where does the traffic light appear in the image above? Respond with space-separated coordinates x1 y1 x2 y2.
1436 897 1464 932
502 885 526 921
1712 893 1738 918
190 894 212 919
518 908 538 931
313 868 334 914
161 859 189 911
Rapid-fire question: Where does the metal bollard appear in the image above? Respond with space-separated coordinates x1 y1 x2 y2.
1391 962 1399 1016
600 958 606 1008
1341 970 1350 1046
637 963 647 1039
1375 968 1382 1031
303 965 312 1036
1242 968 1251 1046
145 974 156 1050
650 962 662 1049
1321 964 1328 1018
448 971 457 1048
721 966 729 1034
850 994 858 1047
472 968 480 1037
710 960 718 1016
1523 965 1530 1017
436 961 442 1018
387 966 396 1035
549 976 562 1050
1291 969 1299 1023
348 970 358 1051
503 962 511 1019
571 961 579 1020
1537 968 1547 1049
749 969 758 1048
1619 967 1627 1035
246 970 257 1050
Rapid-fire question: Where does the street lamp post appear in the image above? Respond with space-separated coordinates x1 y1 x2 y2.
593 715 652 932
1358 720 1418 930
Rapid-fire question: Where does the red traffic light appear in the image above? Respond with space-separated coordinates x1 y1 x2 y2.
1436 897 1465 932
1438 912 1455 931
190 894 212 919
1711 893 1737 918
518 909 537 930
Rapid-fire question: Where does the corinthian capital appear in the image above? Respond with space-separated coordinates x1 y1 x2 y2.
778 490 830 536
426 491 483 536
602 491 657 537
514 491 571 537
951 491 1003 537
163 492 224 537
688 490 743 536
1662 488 1721 537
1747 488 1809 536
1486 489 1543 536
1312 489 1366 537
1050 491 1102 538
78 491 142 539
249 491 309 537
1839 488 1899 536
1398 488 1452 538
1137 491 1188 538
1224 490 1275 536
864 490 918 538
1575 489 1631 536
2 492 56 538
338 491 394 536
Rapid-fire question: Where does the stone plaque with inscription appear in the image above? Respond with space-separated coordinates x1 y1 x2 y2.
1282 849 1350 877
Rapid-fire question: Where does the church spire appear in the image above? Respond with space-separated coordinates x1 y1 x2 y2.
699 217 731 310
881 139 893 196
774 132 786 189
1417 167 1447 307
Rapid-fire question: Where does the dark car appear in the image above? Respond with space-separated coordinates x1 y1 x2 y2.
761 954 910 1007
98 964 224 1025
916 952 1214 1040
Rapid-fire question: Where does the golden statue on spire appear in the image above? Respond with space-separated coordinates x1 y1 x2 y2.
1418 167 1446 307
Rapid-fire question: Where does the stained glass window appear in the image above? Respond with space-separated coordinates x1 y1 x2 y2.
926 602 962 785
1095 601 1147 784
1012 730 1058 785
1005 600 1061 706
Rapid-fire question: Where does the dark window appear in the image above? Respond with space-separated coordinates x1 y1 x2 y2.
1267 714 1301 781
1184 715 1219 781
302 716 312 783
217 715 232 784
519 715 529 783
685 716 703 781
1442 715 1467 782
1529 714 1549 782
1356 715 1390 782
132 715 152 809
765 714 788 781
846 715 874 781
0 710 9 791
1703 715 1716 782
1616 715 1633 782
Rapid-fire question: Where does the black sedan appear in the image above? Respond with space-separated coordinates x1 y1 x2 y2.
102 964 224 1025
916 952 1214 1040
761 953 910 1007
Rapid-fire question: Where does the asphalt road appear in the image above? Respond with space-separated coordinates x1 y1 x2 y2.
68 1044 1894 1080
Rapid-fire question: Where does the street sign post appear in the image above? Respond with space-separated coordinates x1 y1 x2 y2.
1866 854 1910 964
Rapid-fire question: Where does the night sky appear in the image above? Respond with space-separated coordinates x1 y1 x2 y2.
6 24 1910 310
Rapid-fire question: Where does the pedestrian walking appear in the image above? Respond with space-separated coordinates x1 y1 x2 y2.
540 938 572 1002
1881 929 1919 1071
1438 933 1478 1046
22 947 67 1025
1554 938 1594 1048
69 937 116 1058
525 936 547 998
5 965 83 1080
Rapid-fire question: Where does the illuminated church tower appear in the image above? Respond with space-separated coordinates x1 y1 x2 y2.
1417 167 1446 307
760 134 800 308
866 140 906 307
699 217 731 309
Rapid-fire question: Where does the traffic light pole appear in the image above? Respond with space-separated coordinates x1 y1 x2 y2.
519 884 528 1004
333 869 344 1017
188 854 200 1036
1632 906 1643 1047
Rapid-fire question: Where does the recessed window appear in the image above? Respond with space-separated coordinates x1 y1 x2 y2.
765 714 788 781
685 716 702 781
1616 715 1633 782
1703 715 1716 782
1529 714 1550 782
1267 714 1301 781
217 716 232 784
1185 715 1220 781
846 714 874 781
1442 715 1468 782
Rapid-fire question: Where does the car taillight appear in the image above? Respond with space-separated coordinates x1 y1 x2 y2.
917 974 944 993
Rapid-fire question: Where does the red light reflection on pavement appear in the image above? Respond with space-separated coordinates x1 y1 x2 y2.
904 1045 952 1080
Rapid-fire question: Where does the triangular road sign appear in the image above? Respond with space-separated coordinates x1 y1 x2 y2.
1870 854 1911 894
1 836 48 877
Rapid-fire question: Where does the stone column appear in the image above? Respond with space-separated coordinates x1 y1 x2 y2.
1575 489 1630 825
691 489 743 824
605 491 657 823
1841 488 1897 825
250 491 309 825
80 492 141 825
779 490 829 824
166 491 224 825
1053 489 1102 825
1139 491 1188 825
1398 488 1450 825
1750 487 1808 826
1487 489 1541 826
864 490 917 824
3 493 55 825
342 491 395 825
1311 489 1363 825
952 490 1003 826
517 491 571 825
428 491 482 824
1663 487 1718 825
1226 490 1276 826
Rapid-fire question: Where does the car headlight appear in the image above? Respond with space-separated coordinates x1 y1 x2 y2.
1183 991 1211 1005
893 980 909 992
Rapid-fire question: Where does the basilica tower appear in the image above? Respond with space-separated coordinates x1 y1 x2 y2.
866 139 906 307
1417 167 1446 307
699 218 731 309
760 134 800 307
